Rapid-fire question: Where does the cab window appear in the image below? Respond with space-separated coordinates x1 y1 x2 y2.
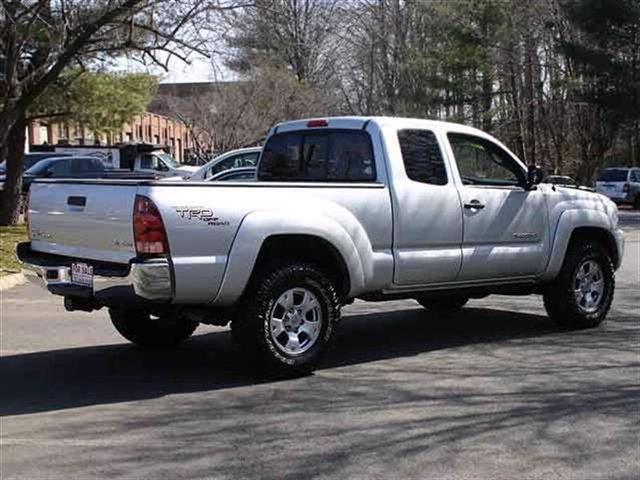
448 133 524 187
258 130 375 182
398 129 447 185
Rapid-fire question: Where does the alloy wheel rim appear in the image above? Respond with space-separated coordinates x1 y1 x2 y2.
573 259 605 313
269 287 322 356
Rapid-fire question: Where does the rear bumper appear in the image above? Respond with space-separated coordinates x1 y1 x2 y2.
17 243 172 305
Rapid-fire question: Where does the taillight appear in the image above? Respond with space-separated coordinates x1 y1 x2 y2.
623 183 630 193
133 195 169 256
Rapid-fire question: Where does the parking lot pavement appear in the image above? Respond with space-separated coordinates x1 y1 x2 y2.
1 223 638 480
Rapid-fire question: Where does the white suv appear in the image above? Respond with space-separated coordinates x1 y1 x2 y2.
596 167 640 209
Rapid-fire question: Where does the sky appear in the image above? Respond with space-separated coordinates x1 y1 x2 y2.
118 54 234 84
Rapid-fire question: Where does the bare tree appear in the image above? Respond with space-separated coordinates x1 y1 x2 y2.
0 0 246 224
155 59 334 157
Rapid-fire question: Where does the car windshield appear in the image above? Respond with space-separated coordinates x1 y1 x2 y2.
157 152 178 169
597 169 628 182
25 159 55 175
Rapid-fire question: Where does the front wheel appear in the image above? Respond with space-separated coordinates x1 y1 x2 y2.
232 263 340 377
109 308 198 348
543 241 615 328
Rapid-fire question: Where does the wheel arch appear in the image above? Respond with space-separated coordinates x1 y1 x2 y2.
543 209 620 280
251 234 352 300
212 209 369 306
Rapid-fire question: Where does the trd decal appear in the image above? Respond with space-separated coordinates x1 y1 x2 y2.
173 207 230 226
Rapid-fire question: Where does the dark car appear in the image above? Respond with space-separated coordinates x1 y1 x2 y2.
21 156 104 193
0 152 73 175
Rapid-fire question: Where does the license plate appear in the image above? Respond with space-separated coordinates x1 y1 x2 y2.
71 262 93 287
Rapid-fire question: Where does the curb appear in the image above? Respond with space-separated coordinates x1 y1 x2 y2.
0 273 26 291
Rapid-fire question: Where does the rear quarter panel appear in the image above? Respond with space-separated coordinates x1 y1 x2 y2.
143 182 394 304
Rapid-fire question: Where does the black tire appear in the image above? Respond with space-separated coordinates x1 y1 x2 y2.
109 308 198 348
232 263 340 377
416 295 469 312
543 240 615 329
634 195 640 210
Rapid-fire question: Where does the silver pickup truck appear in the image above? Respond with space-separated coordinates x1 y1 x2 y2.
19 117 625 376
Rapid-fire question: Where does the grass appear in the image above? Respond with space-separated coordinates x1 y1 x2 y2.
0 224 27 277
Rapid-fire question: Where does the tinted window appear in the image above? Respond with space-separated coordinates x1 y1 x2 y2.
597 169 629 182
50 160 71 176
25 159 54 175
448 133 524 186
258 131 375 182
398 129 447 185
630 170 639 182
71 158 104 174
23 153 71 170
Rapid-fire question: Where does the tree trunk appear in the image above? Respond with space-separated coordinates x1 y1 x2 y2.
0 113 27 226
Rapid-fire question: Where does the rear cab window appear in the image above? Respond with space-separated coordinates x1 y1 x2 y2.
397 129 448 185
258 130 375 182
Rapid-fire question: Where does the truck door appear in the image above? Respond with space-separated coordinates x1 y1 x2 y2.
391 128 464 285
446 133 549 281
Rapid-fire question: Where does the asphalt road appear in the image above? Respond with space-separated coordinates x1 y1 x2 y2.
1 211 638 479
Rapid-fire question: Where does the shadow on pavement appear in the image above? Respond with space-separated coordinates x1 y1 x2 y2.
0 306 622 416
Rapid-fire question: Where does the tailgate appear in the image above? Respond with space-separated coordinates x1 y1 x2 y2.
28 181 138 264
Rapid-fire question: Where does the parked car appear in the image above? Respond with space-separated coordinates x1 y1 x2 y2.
595 167 640 209
19 116 624 377
18 155 155 194
31 144 197 178
185 147 261 181
207 166 256 182
0 152 73 191
545 175 576 186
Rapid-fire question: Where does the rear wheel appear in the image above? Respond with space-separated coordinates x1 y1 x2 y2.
543 240 614 328
231 263 340 377
633 194 640 210
416 295 469 312
109 308 198 348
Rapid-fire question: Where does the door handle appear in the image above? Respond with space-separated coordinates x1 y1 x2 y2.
67 196 86 207
464 200 485 210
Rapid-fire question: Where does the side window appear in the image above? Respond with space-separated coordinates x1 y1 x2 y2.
50 160 71 177
397 129 447 185
209 156 240 176
448 133 524 187
258 131 375 182
141 154 167 171
242 152 259 167
630 170 639 183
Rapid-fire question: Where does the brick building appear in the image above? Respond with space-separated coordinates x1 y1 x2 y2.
28 111 194 163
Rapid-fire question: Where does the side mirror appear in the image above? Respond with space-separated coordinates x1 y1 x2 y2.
526 165 544 189
43 169 54 178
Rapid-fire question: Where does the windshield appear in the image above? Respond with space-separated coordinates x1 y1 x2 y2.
156 152 178 169
597 169 628 182
25 159 55 175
